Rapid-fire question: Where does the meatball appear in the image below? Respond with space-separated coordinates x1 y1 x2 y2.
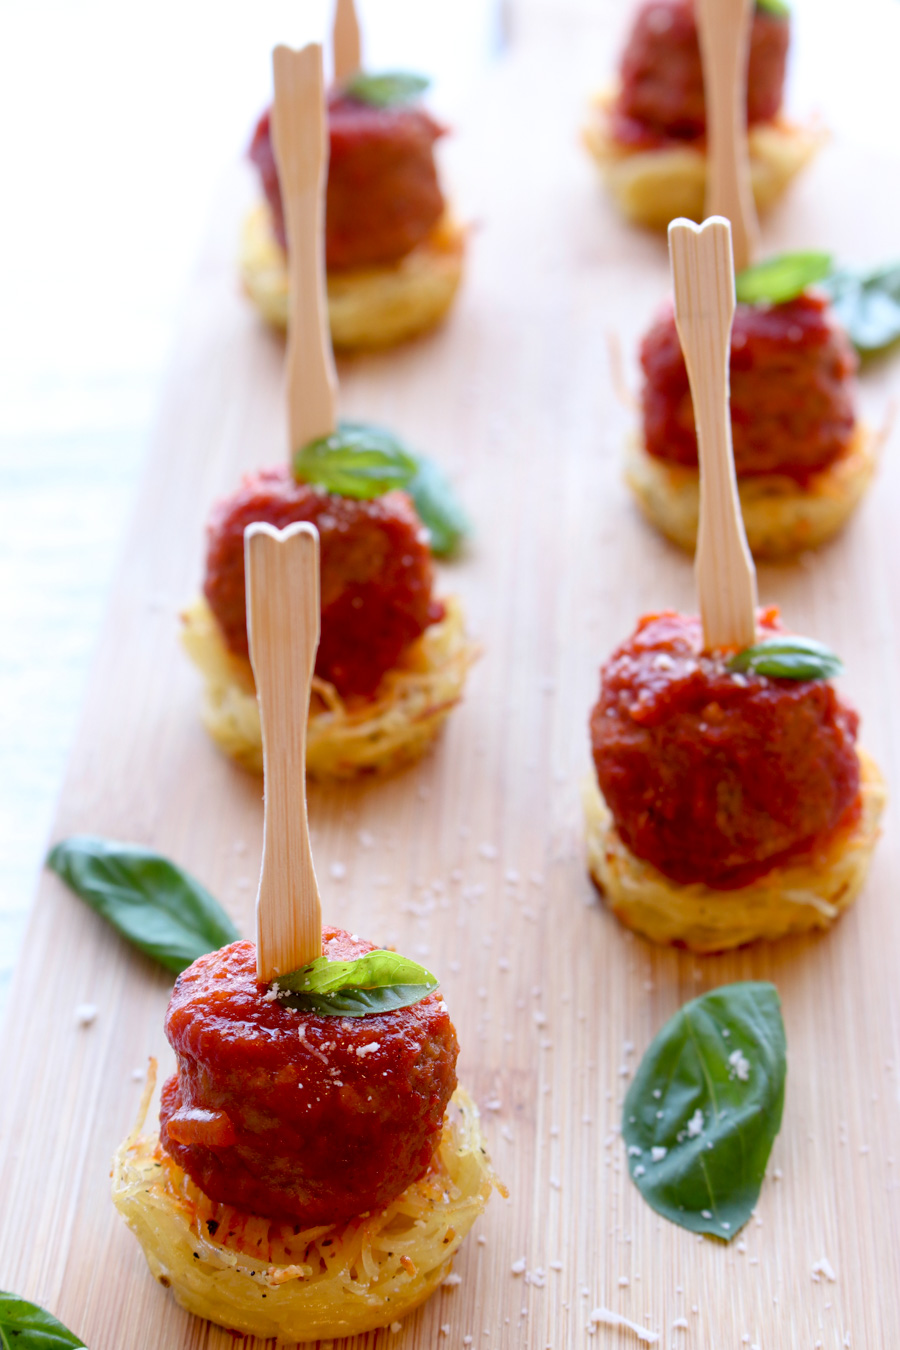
590 610 861 889
203 468 443 700
611 0 789 148
640 293 858 481
160 933 459 1226
248 93 445 271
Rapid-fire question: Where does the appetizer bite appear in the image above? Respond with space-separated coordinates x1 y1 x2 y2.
583 0 820 230
585 220 885 952
626 252 879 558
185 45 474 779
242 0 464 348
115 523 497 1341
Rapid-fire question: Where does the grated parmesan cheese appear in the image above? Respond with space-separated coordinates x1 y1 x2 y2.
590 1308 660 1344
811 1256 837 1283
729 1050 750 1082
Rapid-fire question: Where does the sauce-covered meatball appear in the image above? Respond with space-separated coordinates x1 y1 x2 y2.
160 933 459 1226
249 94 445 271
203 468 443 700
641 293 858 481
611 0 789 148
590 611 860 889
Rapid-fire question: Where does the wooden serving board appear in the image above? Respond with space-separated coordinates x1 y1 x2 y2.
3 4 900 1347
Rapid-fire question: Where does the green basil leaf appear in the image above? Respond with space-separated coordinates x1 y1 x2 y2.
821 262 900 355
0 1291 88 1349
294 421 419 499
407 457 470 557
623 982 786 1240
276 951 439 1017
293 420 470 557
756 0 790 17
344 71 430 108
46 836 239 975
727 636 843 681
735 251 832 307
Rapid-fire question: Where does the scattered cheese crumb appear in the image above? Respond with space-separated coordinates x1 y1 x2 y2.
589 1309 660 1344
618 1276 630 1287
356 1041 380 1058
329 861 346 880
478 843 498 861
729 1050 750 1082
672 1318 689 1330
440 1324 450 1336
686 1109 704 1138
443 1272 462 1288
811 1257 837 1283
74 1003 98 1027
511 1258 527 1275
390 1321 402 1333
651 1147 667 1163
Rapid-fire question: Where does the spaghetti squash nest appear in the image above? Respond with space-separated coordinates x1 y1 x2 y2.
112 1064 500 1344
583 748 886 953
181 594 476 779
582 89 825 230
240 201 465 349
625 422 878 561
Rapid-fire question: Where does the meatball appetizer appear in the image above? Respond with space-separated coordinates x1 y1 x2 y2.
183 460 472 777
243 73 464 347
116 523 497 1341
626 255 879 558
584 609 884 951
584 0 821 229
113 934 494 1340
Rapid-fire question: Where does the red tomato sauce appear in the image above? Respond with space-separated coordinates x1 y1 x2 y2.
590 611 861 889
160 933 459 1226
203 468 442 701
610 0 789 149
640 293 858 482
249 93 445 271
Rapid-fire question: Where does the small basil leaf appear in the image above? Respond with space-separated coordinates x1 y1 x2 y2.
293 419 470 556
735 251 832 307
280 984 439 1016
0 1291 88 1349
756 0 790 17
294 420 418 500
727 636 843 681
344 71 430 109
47 836 239 975
623 982 786 1240
821 262 900 355
276 951 439 1017
407 457 470 557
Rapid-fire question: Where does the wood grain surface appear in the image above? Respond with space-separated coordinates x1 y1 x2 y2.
2 5 900 1348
